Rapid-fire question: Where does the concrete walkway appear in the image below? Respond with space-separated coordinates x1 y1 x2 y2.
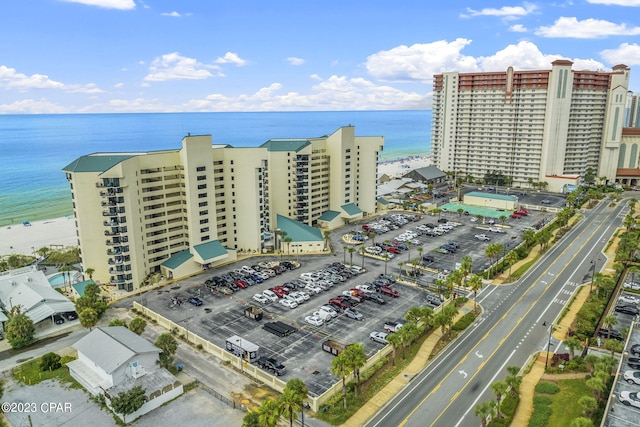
343 300 476 427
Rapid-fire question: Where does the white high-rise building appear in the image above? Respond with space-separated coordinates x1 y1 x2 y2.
625 91 640 128
431 61 630 191
63 126 383 291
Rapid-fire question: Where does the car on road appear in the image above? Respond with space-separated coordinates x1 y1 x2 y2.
624 370 640 385
304 315 324 326
620 295 640 305
252 293 269 304
344 308 364 321
188 297 203 306
279 299 298 309
370 331 389 344
615 305 640 315
619 391 640 408
474 234 490 241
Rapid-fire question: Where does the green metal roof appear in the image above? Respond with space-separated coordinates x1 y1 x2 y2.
317 210 340 221
276 215 323 242
161 249 193 269
62 154 137 173
341 203 363 216
71 280 95 297
466 191 518 202
377 197 390 205
193 240 228 261
259 139 311 152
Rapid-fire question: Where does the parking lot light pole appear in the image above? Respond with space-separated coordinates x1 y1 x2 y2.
544 323 554 369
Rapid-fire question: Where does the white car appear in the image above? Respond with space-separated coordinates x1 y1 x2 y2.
287 293 305 304
252 293 269 304
470 217 478 223
262 290 278 302
489 227 505 234
305 283 323 294
304 315 324 326
624 282 640 290
279 299 298 309
624 370 640 385
620 295 640 304
319 305 339 318
295 291 311 301
370 331 389 344
356 284 375 293
474 234 490 241
313 310 332 322
619 391 640 408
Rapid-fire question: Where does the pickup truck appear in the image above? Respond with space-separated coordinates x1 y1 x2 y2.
380 285 399 298
256 356 287 376
384 321 403 333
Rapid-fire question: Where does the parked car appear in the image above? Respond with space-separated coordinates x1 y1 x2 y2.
384 321 403 333
305 283 323 294
631 344 640 356
380 285 399 298
629 357 640 369
624 370 640 385
256 357 287 376
279 299 298 309
344 308 364 321
425 294 443 306
422 255 435 263
305 315 324 326
188 297 203 306
619 391 640 408
262 289 279 302
510 213 522 219
53 314 65 325
252 293 269 304
541 199 551 204
365 293 386 304
64 311 78 321
489 227 505 234
328 297 350 310
615 305 640 315
370 331 389 344
598 328 624 341
319 305 339 318
474 234 490 241
620 295 640 305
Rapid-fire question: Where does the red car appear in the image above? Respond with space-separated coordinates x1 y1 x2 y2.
386 247 401 254
514 209 528 216
271 286 289 297
328 297 350 309
233 279 248 289
362 225 372 231
380 286 399 298
510 213 522 219
349 288 367 298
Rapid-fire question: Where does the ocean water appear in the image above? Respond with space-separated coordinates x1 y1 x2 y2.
0 110 431 226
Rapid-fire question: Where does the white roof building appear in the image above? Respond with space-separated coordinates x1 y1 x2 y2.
0 266 75 324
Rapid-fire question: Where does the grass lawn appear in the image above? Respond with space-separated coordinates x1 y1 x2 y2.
12 356 82 389
547 379 592 426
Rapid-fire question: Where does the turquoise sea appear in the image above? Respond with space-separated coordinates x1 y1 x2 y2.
0 110 431 226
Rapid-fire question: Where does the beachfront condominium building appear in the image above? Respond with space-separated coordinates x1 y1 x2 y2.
431 61 630 192
63 126 383 291
626 91 640 128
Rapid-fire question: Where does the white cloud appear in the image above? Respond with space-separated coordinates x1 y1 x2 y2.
287 57 305 66
61 0 135 10
462 2 537 19
161 11 181 17
587 0 640 5
215 52 248 66
0 98 67 114
601 43 640 65
366 39 479 82
365 40 607 83
509 24 528 32
144 52 221 81
181 76 427 112
536 16 640 38
114 82 124 88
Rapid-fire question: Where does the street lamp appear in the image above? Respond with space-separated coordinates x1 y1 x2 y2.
589 260 596 293
544 323 554 368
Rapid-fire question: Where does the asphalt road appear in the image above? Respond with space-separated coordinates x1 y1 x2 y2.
365 198 628 427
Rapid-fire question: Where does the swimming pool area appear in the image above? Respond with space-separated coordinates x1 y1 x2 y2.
440 202 508 218
47 271 80 287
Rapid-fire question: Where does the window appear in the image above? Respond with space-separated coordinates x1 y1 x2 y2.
197 184 207 189
197 175 206 181
199 210 208 215
198 201 208 207
200 219 209 224
196 166 206 172
198 193 207 198
200 227 209 233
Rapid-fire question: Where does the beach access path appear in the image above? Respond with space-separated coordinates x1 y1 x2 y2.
0 217 77 256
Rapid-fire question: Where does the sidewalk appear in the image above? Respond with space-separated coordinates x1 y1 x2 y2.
343 299 476 427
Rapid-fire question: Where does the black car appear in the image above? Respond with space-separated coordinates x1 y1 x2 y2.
65 311 78 321
629 357 640 369
188 297 203 306
598 328 624 341
438 218 448 223
631 344 640 356
615 305 640 315
365 293 386 304
422 255 435 263
53 314 65 325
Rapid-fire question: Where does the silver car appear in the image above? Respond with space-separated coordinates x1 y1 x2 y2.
624 370 640 385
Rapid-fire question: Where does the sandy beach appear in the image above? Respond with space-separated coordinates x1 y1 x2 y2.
0 156 432 257
0 217 78 256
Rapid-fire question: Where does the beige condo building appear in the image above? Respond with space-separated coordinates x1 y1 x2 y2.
432 60 630 192
63 126 383 291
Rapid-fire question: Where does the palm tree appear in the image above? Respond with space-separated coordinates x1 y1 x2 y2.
331 352 352 409
278 230 288 252
467 274 483 313
432 207 442 218
343 246 348 264
382 253 390 274
416 246 424 263
85 267 95 281
386 332 402 366
406 241 413 264
522 229 536 248
491 380 508 419
460 255 473 285
58 264 74 293
397 261 404 277
505 250 519 279
279 388 302 427
323 230 331 251
602 315 618 340
499 215 507 227
284 237 293 258
400 322 419 356
257 398 280 427
348 247 355 266
359 245 366 269
474 400 495 427
505 366 522 397
368 231 376 247
476 214 483 224
344 344 366 397
457 208 464 218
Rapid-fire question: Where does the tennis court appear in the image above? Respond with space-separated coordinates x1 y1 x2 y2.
440 202 511 219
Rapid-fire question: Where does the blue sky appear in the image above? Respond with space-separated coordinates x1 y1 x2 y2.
1 0 640 113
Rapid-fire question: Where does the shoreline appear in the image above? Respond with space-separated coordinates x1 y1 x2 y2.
0 156 432 257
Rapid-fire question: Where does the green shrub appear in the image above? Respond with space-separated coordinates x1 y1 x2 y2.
452 312 476 331
535 382 560 394
40 352 62 372
528 395 553 427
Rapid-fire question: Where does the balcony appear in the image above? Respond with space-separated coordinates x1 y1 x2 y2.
110 278 126 285
103 221 119 227
108 257 124 265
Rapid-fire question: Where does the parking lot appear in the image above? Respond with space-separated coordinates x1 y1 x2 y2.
609 318 640 426
140 201 562 397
